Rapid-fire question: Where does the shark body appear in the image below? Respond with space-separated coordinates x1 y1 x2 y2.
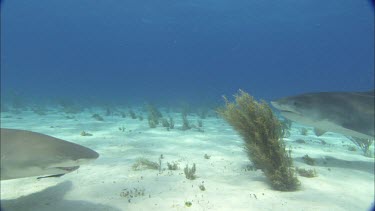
271 91 374 140
0 128 99 180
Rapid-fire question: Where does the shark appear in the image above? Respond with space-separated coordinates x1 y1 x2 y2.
271 90 374 140
0 128 99 180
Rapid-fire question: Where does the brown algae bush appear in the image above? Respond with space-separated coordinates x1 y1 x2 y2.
218 90 300 191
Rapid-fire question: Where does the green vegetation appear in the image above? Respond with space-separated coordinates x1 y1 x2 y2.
204 154 211 159
80 131 93 136
120 111 127 118
199 182 206 191
147 104 162 128
92 113 104 121
296 168 317 178
132 158 160 171
148 118 157 128
184 164 197 180
129 110 137 119
181 111 191 131
167 162 179 170
185 201 192 207
218 90 300 191
119 126 126 132
169 117 175 129
105 108 112 116
161 118 170 128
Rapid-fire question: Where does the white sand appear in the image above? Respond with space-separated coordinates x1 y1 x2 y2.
1 107 374 211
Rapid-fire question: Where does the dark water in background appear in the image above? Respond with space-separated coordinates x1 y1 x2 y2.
1 0 374 106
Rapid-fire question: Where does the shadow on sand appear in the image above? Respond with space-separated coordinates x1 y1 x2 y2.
1 181 120 211
297 156 375 175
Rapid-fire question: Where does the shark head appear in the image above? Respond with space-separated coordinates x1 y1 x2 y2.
1 128 99 180
271 94 321 125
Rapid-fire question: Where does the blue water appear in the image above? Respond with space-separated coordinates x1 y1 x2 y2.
1 0 374 105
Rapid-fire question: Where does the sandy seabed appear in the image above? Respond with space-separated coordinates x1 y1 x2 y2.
1 107 374 211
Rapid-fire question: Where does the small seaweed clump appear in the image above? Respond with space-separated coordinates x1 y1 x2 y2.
181 111 191 131
92 113 104 121
161 118 175 130
185 201 192 207
296 168 317 178
184 163 197 180
199 181 206 191
218 90 300 191
147 104 163 128
132 158 160 171
80 131 93 136
167 162 179 170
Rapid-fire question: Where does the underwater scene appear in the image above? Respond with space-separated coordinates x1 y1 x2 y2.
1 0 374 211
